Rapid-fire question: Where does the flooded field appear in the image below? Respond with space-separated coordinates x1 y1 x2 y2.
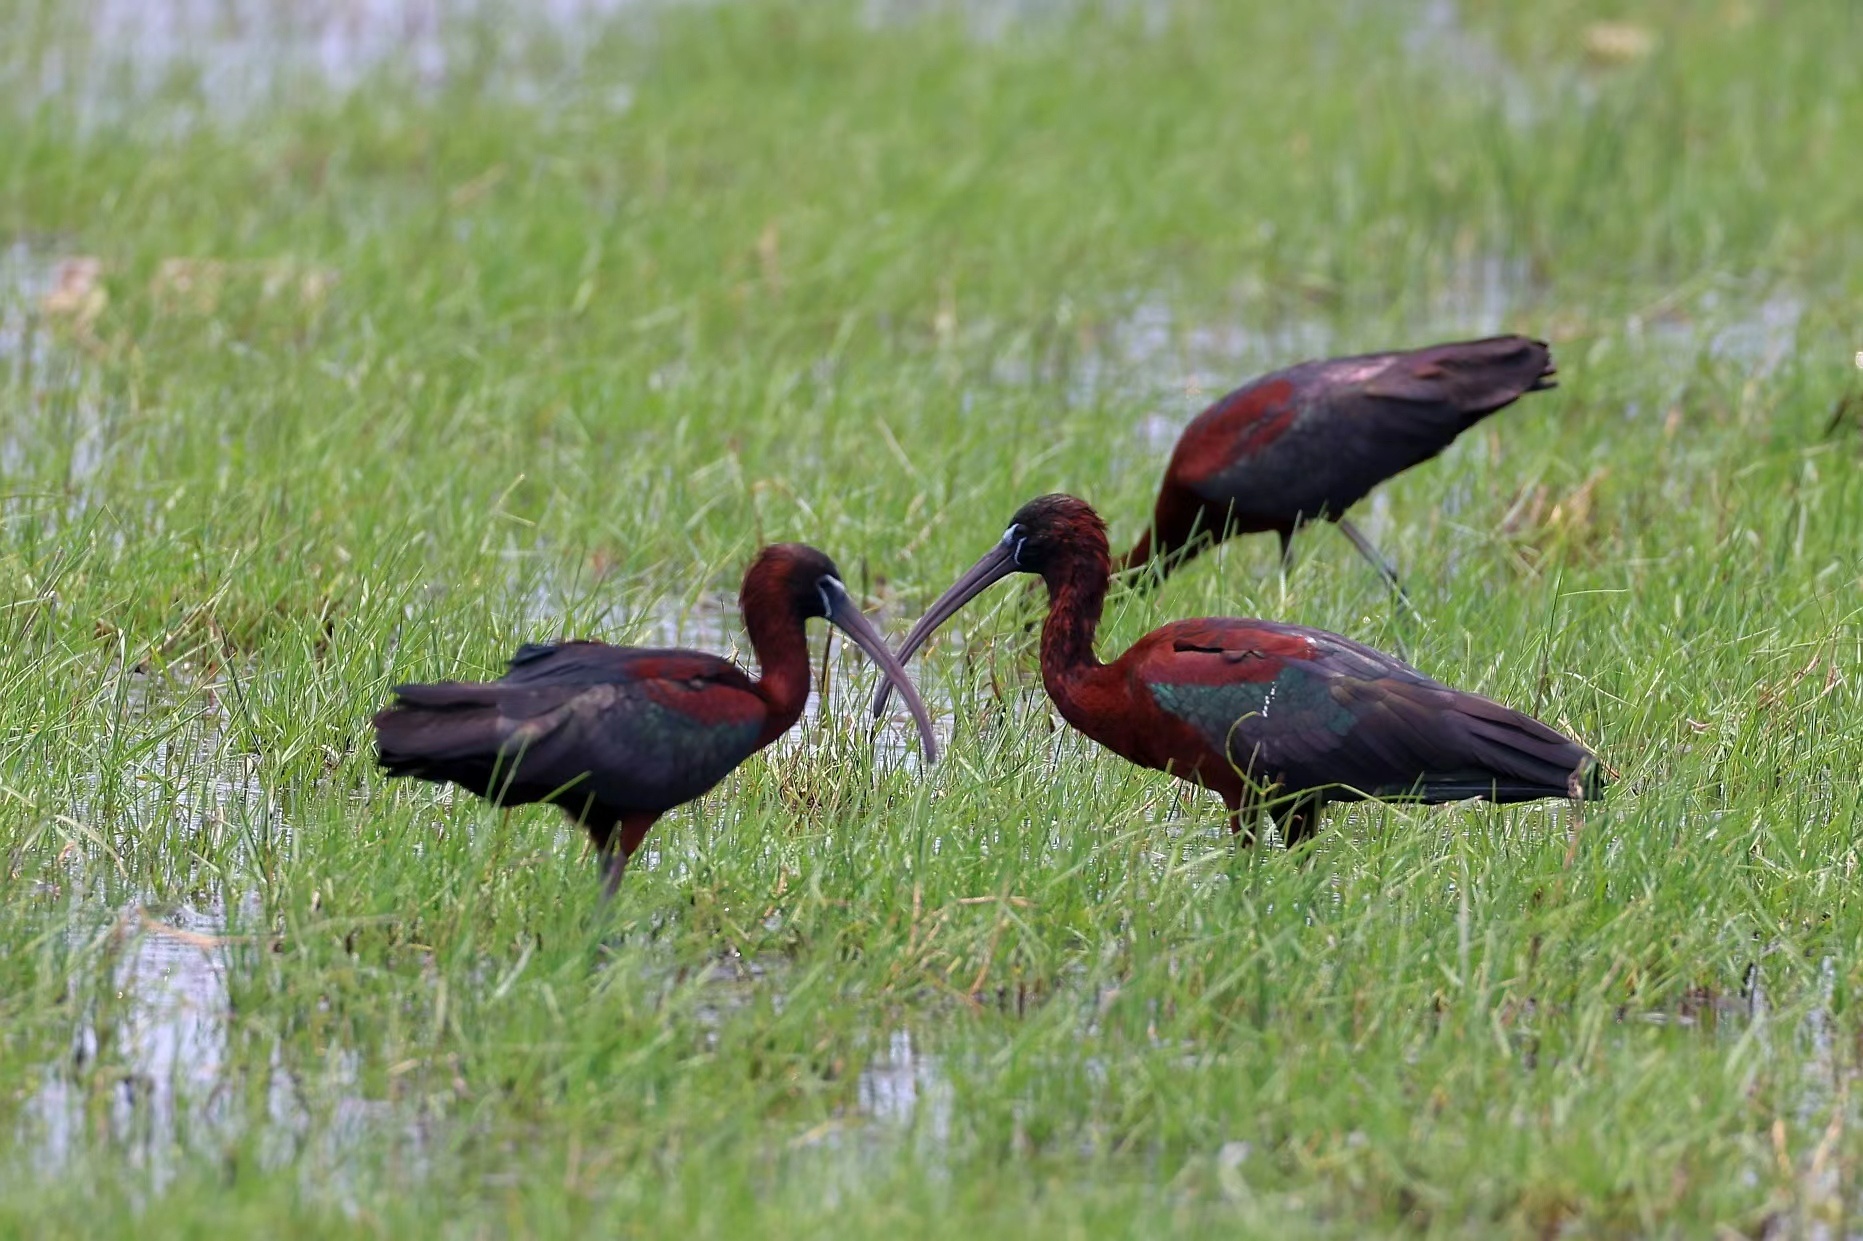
3 0 1862 1234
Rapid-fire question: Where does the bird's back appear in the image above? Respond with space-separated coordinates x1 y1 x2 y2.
374 641 769 817
1115 617 1600 804
1172 336 1555 525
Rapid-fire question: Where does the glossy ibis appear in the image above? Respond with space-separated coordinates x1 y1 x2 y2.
1121 335 1556 591
375 544 938 898
879 495 1600 843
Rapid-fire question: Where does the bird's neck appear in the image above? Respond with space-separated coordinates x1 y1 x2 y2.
1115 529 1154 577
744 605 812 744
1120 488 1225 588
1038 552 1110 700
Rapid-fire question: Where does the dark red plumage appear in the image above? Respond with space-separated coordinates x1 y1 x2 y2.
375 544 938 898
880 495 1601 844
1121 335 1557 589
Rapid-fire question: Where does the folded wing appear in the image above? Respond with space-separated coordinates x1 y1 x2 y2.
1181 336 1554 523
374 641 768 814
1138 619 1599 803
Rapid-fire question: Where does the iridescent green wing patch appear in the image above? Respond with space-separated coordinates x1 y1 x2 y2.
1149 663 1358 764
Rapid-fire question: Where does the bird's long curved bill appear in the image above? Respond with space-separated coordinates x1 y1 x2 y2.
870 542 1019 718
827 590 942 763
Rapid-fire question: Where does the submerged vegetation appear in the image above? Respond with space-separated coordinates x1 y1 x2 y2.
1 0 1860 1233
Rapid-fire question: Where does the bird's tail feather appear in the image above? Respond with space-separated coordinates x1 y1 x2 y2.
373 683 510 775
1370 335 1556 416
1445 698 1604 802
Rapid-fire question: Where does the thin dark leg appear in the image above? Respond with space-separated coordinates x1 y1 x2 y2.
1278 792 1326 847
598 813 659 904
1336 518 1421 621
1225 788 1263 846
1335 518 1401 592
582 808 626 903
597 845 627 902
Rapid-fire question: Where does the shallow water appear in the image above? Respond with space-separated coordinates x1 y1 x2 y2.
23 895 233 1186
13 849 1859 1218
856 1028 951 1136
21 0 648 130
1404 0 1553 128
0 241 116 503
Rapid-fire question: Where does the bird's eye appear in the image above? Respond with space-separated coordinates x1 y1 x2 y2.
816 576 843 617
1001 523 1028 565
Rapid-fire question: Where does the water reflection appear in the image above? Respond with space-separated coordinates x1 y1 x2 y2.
856 1028 951 1140
22 898 234 1189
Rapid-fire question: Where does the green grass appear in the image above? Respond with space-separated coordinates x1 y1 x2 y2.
2 0 1862 1234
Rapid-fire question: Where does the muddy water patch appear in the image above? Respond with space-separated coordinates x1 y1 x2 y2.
784 1026 954 1208
58 666 279 874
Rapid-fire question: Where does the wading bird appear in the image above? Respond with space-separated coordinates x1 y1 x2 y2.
376 544 938 898
1121 335 1556 591
879 495 1600 843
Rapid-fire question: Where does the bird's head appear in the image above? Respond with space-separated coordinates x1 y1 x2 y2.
995 493 1109 578
870 494 1111 718
742 543 938 760
746 543 849 623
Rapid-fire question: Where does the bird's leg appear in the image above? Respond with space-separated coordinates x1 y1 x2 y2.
1335 518 1416 613
1278 792 1326 848
1226 787 1263 846
583 808 625 903
597 842 628 902
597 813 660 905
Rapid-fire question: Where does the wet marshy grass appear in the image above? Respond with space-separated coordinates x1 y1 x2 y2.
3 0 1863 1234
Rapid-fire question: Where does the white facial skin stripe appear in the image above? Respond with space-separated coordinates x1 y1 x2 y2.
817 576 844 614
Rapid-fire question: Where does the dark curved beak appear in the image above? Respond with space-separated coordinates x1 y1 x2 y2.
870 541 1020 718
824 584 940 762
